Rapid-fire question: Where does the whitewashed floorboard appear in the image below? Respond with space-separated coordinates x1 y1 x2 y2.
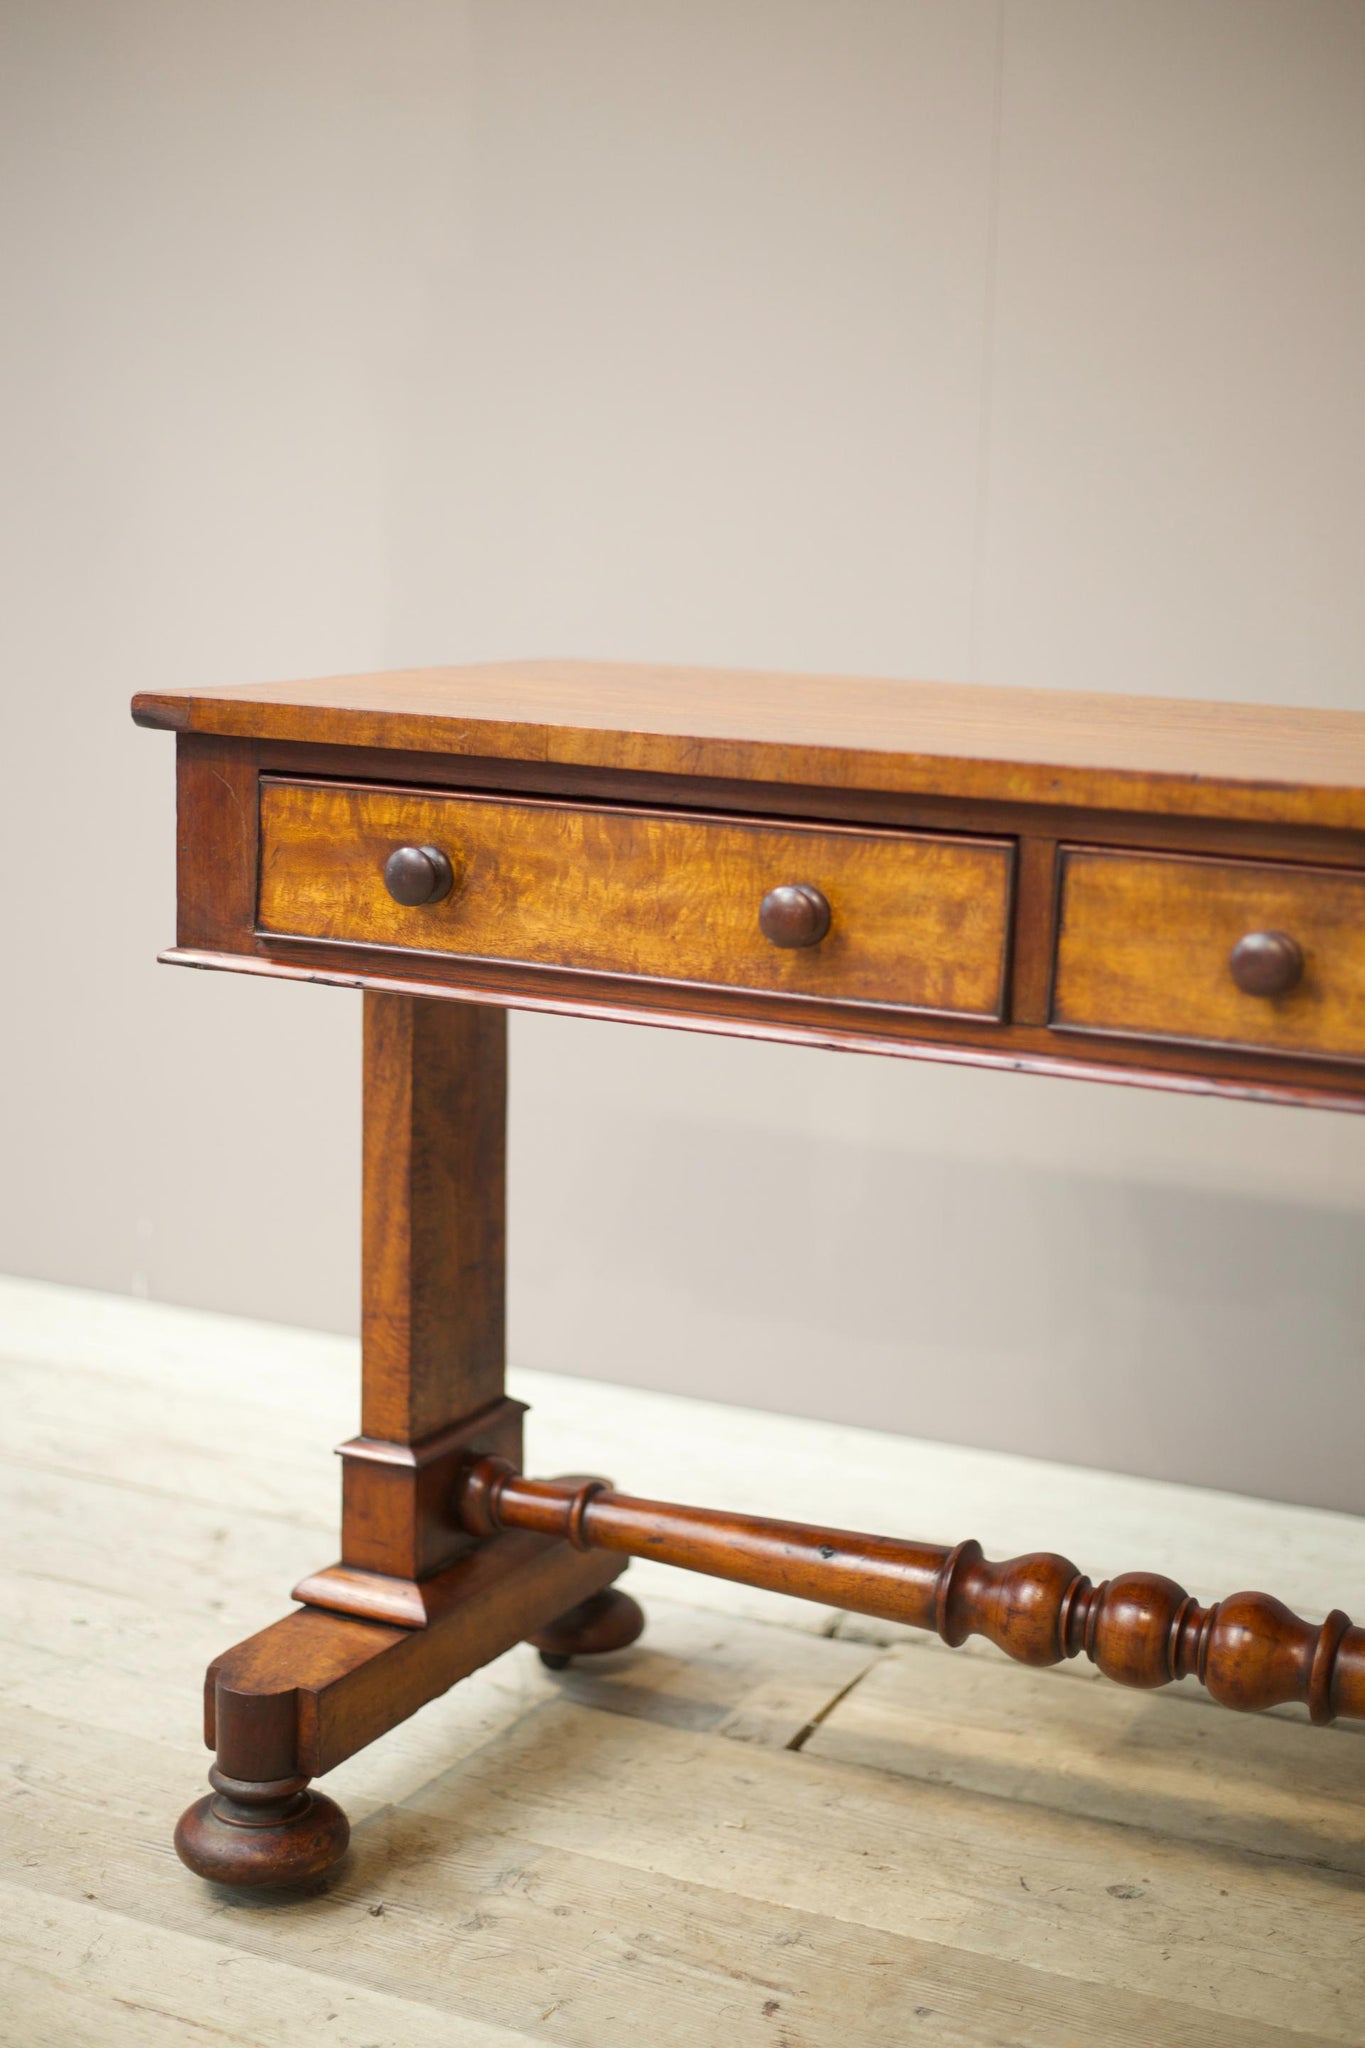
1 1276 1360 2047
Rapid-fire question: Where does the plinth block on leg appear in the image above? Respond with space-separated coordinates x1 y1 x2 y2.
295 1395 531 1627
336 1396 527 1586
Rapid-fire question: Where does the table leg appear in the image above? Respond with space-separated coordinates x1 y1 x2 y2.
174 994 643 1886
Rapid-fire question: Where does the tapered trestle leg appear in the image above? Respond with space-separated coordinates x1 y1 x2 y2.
178 996 575 1890
529 1586 646 1669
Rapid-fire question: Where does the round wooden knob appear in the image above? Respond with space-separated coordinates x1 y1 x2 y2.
383 844 455 907
759 884 831 949
1228 930 1303 998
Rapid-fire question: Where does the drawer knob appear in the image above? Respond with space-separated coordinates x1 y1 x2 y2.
1229 929 1303 998
383 844 455 907
759 883 831 949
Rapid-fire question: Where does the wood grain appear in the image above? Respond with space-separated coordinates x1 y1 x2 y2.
174 733 257 950
10 1278 1365 2044
1008 834 1058 1024
258 778 1015 1021
158 727 1365 1106
253 731 1365 863
165 943 1365 1113
328 1394 527 1604
206 1531 625 1784
411 1704 1362 2045
461 1460 1365 1725
0 1887 537 2048
1053 847 1365 1060
19 1724 1346 2048
133 657 1365 829
803 1644 1365 1875
128 668 1365 1918
176 1528 628 1884
359 994 506 1449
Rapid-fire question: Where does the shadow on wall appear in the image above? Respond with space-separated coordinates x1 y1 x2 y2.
514 1111 1364 1516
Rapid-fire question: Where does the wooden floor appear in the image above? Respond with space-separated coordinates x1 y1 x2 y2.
2 1277 1362 2047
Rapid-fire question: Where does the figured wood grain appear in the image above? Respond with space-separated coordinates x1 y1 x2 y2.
160 728 1365 1106
128 670 1365 1910
133 658 1365 830
253 732 1365 864
1053 847 1365 1060
259 778 1015 1020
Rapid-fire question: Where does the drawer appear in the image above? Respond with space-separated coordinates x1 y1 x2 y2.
1052 846 1365 1060
258 779 1014 1019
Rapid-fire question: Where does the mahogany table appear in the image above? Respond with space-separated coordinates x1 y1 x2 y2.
132 660 1365 1887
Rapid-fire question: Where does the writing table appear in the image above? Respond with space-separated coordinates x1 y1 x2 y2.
132 660 1365 1886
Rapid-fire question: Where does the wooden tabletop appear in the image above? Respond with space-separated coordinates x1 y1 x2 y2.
132 659 1365 827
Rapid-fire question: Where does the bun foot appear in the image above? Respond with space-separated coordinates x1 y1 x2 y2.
174 1769 350 1888
530 1586 645 1671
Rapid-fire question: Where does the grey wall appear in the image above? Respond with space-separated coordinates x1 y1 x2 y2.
5 1 1365 1509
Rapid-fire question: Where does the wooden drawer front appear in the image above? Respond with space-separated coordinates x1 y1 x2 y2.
1052 847 1365 1060
258 779 1014 1018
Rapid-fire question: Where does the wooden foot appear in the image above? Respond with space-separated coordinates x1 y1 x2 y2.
529 1586 646 1670
459 1457 1365 1726
179 1525 626 1888
174 1770 349 1889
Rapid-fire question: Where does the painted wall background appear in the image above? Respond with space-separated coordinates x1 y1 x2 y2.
4 1 1365 1508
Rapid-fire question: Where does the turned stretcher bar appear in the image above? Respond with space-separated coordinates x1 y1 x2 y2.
460 1457 1365 1725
